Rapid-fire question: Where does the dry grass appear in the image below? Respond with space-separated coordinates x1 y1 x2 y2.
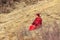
17 21 60 40
0 0 60 40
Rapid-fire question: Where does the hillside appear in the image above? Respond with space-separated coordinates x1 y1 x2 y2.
0 0 60 40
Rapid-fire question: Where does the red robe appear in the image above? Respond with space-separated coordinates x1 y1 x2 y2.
29 16 42 31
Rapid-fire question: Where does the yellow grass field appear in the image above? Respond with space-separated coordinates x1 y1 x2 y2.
0 0 60 40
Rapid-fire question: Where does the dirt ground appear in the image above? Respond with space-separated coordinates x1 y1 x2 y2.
0 0 60 40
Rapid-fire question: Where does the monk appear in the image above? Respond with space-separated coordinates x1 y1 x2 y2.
29 13 42 31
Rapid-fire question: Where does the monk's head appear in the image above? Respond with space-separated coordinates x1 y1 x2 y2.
36 13 41 17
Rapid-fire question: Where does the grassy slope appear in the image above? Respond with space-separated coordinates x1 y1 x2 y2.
0 0 60 40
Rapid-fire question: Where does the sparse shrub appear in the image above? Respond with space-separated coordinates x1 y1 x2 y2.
0 0 42 13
